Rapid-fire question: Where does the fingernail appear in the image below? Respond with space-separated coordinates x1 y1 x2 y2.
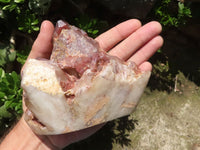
40 21 47 32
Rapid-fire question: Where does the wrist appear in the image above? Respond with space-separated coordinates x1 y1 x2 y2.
0 116 60 150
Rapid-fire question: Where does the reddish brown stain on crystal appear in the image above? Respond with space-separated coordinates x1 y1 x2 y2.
51 20 141 99
53 20 70 38
85 96 109 124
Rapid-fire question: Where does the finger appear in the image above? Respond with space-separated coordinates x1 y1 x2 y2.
95 19 141 51
128 35 163 65
109 21 162 60
138 61 152 72
28 20 54 59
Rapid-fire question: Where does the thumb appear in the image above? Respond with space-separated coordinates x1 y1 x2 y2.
28 20 54 59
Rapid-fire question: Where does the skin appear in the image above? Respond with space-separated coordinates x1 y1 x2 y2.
0 19 163 150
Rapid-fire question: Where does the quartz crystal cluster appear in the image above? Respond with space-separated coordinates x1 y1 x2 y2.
21 20 151 135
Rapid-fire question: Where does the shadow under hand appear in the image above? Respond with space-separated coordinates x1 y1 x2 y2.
65 116 138 150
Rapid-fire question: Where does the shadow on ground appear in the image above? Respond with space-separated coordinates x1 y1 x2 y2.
65 116 138 150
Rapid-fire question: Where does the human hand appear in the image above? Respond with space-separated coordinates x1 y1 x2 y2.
25 19 163 149
96 19 163 72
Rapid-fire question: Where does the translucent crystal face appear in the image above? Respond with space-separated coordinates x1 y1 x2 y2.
21 20 151 135
51 20 109 76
